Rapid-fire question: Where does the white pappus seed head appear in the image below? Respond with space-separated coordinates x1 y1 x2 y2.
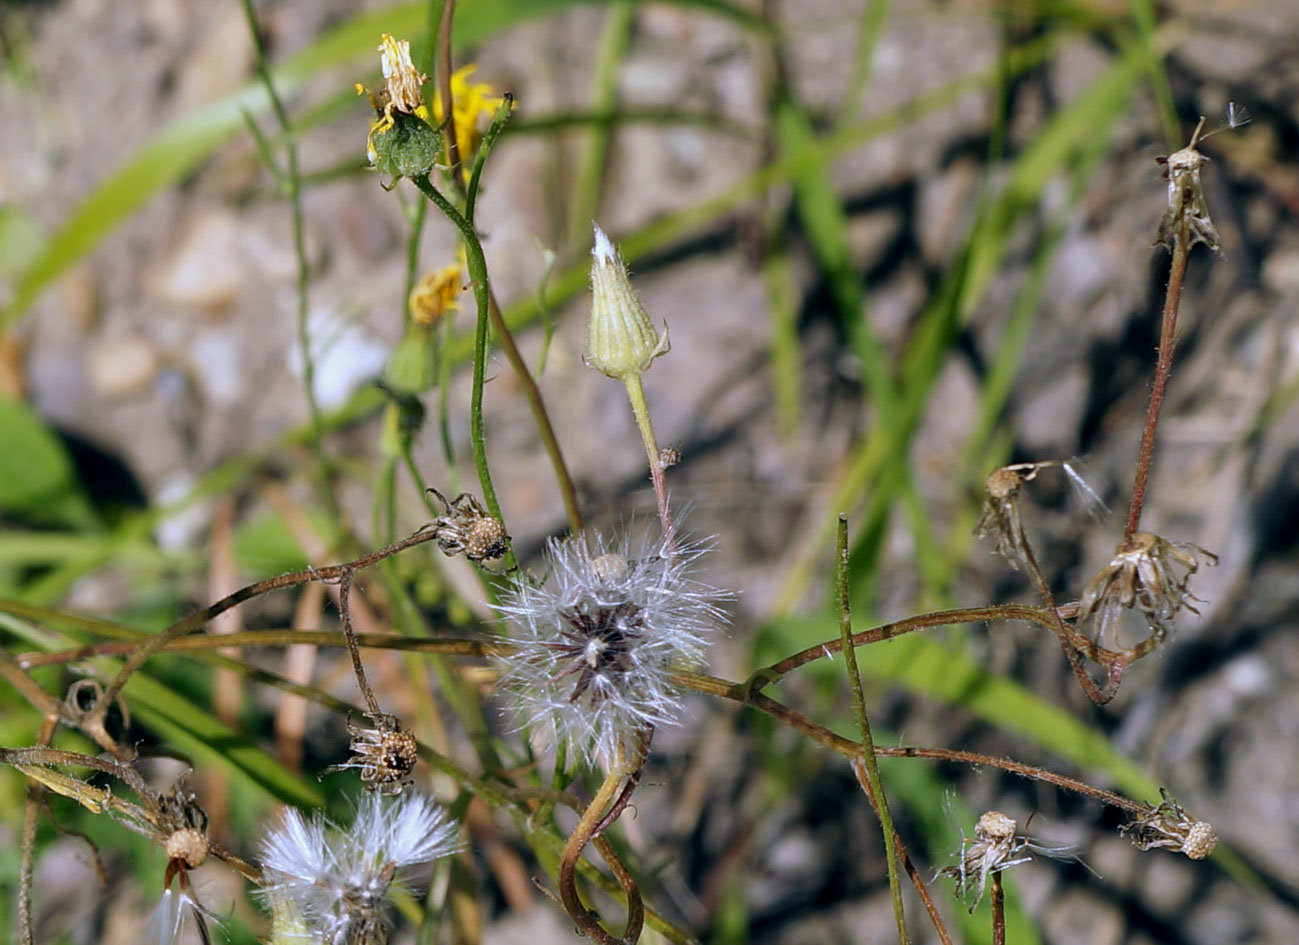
258 792 460 945
495 531 727 769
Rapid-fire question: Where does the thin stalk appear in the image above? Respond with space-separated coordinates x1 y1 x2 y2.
754 602 1109 685
487 288 584 535
622 372 676 550
239 0 340 527
558 770 633 945
836 516 908 944
1126 211 1190 538
411 174 516 570
436 0 464 192
17 715 58 945
86 527 447 730
850 758 954 945
337 572 382 718
991 871 1006 945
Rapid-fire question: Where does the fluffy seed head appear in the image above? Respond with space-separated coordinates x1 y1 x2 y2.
495 532 725 769
259 792 459 945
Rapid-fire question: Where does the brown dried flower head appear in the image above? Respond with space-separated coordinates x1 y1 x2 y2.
324 713 420 795
940 810 1091 910
974 460 1102 570
156 777 211 879
1078 531 1216 650
1122 788 1218 860
424 488 509 563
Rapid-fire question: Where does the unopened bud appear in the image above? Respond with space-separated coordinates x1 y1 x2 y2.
586 224 669 378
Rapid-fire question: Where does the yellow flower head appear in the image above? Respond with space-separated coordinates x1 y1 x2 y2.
432 65 508 173
409 255 466 326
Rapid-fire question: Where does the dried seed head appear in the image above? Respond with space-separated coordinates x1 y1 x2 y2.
974 467 1030 569
1078 532 1217 650
1122 788 1218 860
939 810 1093 911
324 713 420 795
495 531 726 769
976 810 1017 843
586 224 670 379
164 827 209 870
424 488 509 563
1156 115 1220 252
356 35 441 181
466 517 509 562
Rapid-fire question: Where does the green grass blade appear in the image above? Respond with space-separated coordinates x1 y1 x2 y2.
124 671 325 809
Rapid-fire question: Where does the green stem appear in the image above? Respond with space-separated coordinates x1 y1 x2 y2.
836 516 909 945
411 174 515 571
621 372 675 549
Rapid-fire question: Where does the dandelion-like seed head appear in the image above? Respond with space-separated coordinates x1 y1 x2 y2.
1078 531 1216 650
496 532 725 770
1121 788 1218 860
259 792 459 945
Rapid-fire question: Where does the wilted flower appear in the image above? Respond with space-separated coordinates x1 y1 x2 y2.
495 531 724 770
1078 531 1216 650
356 35 441 181
431 64 508 178
585 224 670 379
974 460 1103 570
322 713 420 795
1121 788 1218 860
939 810 1090 911
259 792 459 945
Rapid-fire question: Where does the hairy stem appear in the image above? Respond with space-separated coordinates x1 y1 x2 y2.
1126 211 1191 538
411 174 516 570
991 871 1006 945
622 372 676 550
836 516 909 944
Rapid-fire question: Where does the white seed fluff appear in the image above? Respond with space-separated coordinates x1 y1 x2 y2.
495 532 726 769
258 792 459 945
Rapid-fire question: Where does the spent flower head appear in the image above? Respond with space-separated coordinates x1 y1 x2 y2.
259 791 459 945
974 460 1103 570
495 531 725 770
586 224 670 379
322 712 420 795
356 34 441 182
1121 788 1218 860
1078 531 1216 650
939 810 1092 911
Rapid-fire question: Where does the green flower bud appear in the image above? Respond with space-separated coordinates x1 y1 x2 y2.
585 225 669 378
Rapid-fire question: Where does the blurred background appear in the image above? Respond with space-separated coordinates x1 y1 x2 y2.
2 0 1298 943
